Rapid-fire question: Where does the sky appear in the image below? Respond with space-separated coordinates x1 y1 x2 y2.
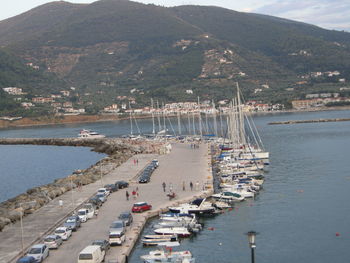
1 0 349 32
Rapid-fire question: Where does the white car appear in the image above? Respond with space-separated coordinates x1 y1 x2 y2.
97 188 110 196
77 209 89 222
43 234 63 249
26 244 49 262
54 226 72 241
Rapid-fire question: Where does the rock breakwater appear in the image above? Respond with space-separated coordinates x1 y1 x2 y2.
0 138 167 231
269 118 350 125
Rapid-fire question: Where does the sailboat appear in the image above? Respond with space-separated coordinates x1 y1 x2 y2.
225 83 269 164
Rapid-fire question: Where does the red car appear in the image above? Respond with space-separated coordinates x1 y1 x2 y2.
132 202 152 213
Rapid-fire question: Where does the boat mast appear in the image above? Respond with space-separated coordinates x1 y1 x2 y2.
198 97 202 138
187 112 191 135
129 101 133 135
236 82 246 146
192 111 196 136
219 106 224 138
156 100 162 133
177 111 181 135
212 100 218 137
151 98 155 136
162 102 166 133
205 110 209 135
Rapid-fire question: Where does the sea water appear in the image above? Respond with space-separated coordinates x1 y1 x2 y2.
1 110 350 262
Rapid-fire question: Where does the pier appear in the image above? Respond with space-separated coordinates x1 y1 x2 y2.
0 142 213 263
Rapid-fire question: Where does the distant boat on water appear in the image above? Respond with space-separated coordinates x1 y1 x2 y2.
78 129 106 139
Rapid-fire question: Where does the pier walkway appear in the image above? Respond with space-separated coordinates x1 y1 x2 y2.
1 143 212 263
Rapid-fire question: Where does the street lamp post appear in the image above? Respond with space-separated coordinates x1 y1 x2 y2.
246 231 258 263
15 204 25 256
100 163 103 187
70 176 74 207
19 209 24 255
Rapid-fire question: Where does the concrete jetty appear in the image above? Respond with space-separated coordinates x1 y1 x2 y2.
0 142 213 263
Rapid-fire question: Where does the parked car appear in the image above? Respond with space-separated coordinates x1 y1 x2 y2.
138 174 150 183
97 187 110 196
89 196 102 208
109 220 126 233
26 244 49 263
78 245 105 263
43 234 63 249
91 239 110 252
96 193 106 203
104 184 118 193
118 211 133 226
83 203 95 219
77 209 89 222
16 256 36 263
54 226 72 241
63 215 81 231
115 180 129 189
152 159 159 168
131 202 152 213
109 231 126 246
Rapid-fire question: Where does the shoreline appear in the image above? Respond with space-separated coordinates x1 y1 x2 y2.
0 138 167 232
2 106 350 130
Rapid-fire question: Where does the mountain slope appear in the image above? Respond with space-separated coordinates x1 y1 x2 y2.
0 0 349 112
170 6 350 73
0 1 84 46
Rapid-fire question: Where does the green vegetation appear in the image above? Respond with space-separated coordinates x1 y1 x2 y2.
0 0 350 116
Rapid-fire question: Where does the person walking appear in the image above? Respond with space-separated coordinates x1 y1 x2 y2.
59 199 63 208
195 181 200 191
162 182 166 192
136 187 139 197
182 181 186 191
132 189 137 199
169 182 173 192
190 181 193 191
126 190 129 201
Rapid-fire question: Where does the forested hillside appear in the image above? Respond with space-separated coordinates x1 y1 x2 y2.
0 0 349 116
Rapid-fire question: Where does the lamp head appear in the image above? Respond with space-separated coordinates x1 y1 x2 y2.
246 231 258 247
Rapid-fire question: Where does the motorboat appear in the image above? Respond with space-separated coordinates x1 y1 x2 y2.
142 235 178 246
159 213 195 222
211 191 245 202
168 199 216 216
141 243 193 263
221 185 255 198
153 220 202 232
78 129 105 138
212 200 234 209
154 227 191 237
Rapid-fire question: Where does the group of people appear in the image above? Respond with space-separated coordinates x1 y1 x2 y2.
162 180 200 193
125 187 139 200
190 143 200 149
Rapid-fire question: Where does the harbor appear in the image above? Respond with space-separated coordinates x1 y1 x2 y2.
0 109 350 262
0 141 212 263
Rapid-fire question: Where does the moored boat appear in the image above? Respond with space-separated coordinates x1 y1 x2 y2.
78 129 105 138
154 227 191 237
